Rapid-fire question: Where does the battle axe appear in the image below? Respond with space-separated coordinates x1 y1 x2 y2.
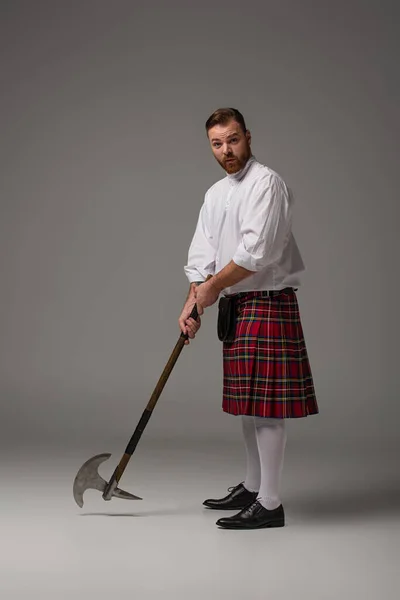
73 278 211 507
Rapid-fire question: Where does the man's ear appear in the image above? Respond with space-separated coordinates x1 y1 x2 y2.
246 130 251 145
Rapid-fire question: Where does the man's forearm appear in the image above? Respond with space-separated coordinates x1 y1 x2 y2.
210 260 255 293
185 260 254 301
186 281 203 301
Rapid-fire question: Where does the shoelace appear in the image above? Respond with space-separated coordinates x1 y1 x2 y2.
241 502 261 516
227 482 260 496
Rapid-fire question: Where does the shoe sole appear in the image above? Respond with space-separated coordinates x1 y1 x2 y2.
203 499 257 511
216 520 285 529
203 505 250 510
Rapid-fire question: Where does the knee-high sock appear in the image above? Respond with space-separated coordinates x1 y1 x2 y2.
254 416 287 510
241 415 261 492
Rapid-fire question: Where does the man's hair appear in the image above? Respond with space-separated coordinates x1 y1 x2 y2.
205 108 247 135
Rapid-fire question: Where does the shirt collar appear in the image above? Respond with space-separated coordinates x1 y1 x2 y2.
226 155 256 185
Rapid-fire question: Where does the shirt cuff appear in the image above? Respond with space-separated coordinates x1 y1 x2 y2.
183 266 207 283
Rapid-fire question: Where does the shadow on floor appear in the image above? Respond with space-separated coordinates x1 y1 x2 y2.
79 505 203 518
78 483 400 520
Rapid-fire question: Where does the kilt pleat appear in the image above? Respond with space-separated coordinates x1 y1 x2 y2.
222 289 319 418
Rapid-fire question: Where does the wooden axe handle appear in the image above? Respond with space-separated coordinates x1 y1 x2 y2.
102 274 213 500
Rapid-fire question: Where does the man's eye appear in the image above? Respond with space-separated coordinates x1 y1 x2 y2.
231 138 238 143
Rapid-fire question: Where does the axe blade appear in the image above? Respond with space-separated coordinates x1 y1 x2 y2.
73 453 142 508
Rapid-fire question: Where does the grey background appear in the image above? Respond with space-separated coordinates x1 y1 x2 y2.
1 0 399 453
1 2 400 599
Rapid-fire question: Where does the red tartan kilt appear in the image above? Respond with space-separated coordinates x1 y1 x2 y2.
222 289 319 418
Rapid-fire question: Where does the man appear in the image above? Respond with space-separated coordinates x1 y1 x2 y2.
178 108 319 529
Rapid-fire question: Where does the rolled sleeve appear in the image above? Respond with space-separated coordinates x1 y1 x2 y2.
232 174 292 272
232 243 260 271
184 195 216 282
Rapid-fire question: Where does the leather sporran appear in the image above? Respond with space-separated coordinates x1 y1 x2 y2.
217 296 237 342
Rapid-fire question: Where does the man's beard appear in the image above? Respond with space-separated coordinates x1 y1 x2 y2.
217 148 251 174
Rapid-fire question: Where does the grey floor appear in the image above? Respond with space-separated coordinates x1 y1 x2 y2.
2 436 399 600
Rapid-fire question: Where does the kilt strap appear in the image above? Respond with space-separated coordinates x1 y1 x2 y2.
225 286 297 299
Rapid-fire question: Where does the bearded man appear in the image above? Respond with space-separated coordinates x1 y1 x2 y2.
178 108 319 530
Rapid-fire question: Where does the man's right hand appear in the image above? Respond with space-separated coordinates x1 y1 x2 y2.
178 299 201 345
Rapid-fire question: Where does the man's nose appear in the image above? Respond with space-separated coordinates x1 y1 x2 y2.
222 144 232 155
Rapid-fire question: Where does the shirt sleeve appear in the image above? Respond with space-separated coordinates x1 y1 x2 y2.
232 174 292 272
184 193 216 282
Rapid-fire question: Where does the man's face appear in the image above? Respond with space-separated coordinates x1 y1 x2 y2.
207 119 252 174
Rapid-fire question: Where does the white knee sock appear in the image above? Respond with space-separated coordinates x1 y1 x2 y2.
254 416 287 510
241 416 261 493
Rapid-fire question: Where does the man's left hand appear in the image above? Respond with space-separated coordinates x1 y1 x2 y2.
194 280 220 314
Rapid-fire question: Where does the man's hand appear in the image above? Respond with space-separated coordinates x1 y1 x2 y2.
178 276 219 345
193 280 221 314
178 298 201 345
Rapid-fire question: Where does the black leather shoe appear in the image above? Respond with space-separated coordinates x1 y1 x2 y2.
203 482 258 510
216 500 285 529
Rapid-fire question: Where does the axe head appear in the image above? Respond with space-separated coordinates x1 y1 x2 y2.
73 453 142 507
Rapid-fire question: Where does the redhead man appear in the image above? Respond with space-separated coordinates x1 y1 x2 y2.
179 108 319 529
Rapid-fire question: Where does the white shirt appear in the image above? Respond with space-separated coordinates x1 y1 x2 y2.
184 156 306 295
